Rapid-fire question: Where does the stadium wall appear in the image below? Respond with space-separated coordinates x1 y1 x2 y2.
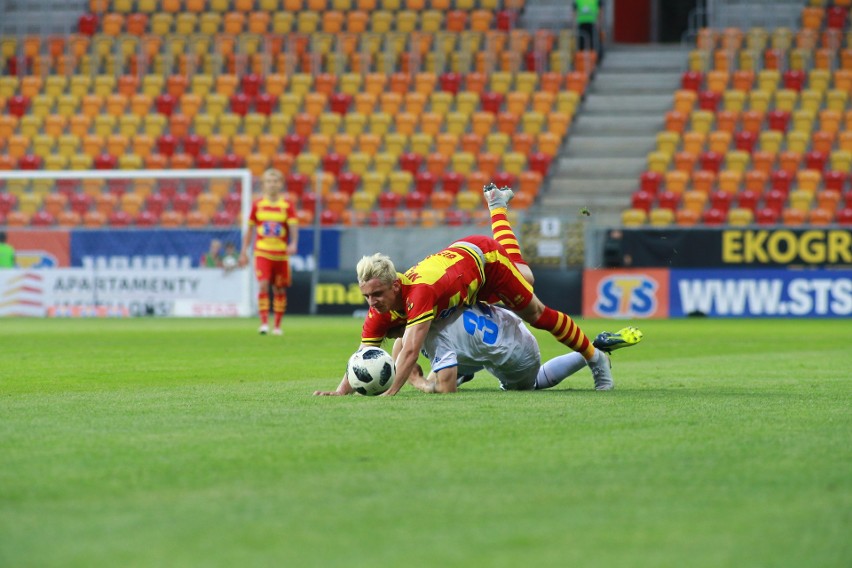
5 226 848 319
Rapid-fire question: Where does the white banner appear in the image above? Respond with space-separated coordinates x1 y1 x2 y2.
0 268 250 317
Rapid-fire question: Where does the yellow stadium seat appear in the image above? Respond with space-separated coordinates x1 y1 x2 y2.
621 208 647 227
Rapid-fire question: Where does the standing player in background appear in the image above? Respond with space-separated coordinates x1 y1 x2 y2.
239 169 298 336
315 184 618 396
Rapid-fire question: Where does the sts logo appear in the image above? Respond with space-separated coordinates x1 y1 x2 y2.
583 269 670 319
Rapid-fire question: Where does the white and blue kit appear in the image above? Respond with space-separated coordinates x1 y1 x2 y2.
421 303 590 391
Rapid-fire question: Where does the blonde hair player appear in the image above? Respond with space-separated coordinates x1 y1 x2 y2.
315 184 636 396
239 169 299 335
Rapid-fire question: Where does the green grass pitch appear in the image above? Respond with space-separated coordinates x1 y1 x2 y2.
1 316 850 567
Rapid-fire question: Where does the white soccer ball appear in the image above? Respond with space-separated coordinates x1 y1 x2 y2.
347 347 396 396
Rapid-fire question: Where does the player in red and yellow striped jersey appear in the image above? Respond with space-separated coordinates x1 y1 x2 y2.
239 169 298 335
315 184 614 396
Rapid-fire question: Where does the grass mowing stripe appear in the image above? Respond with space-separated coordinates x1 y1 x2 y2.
1 317 850 567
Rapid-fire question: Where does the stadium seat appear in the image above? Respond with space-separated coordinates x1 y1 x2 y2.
621 208 647 227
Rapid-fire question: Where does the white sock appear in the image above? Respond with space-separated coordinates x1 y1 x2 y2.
535 353 588 390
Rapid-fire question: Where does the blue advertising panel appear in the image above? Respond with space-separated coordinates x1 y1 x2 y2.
669 269 852 318
69 228 340 270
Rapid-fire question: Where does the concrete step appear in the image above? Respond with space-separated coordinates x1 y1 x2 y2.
563 135 654 158
600 48 688 73
589 72 682 95
546 178 637 196
570 114 665 136
556 157 647 178
582 94 674 115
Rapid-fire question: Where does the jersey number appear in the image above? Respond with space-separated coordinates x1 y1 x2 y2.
462 311 498 345
261 221 283 237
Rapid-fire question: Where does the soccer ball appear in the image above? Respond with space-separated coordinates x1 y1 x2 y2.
347 347 396 396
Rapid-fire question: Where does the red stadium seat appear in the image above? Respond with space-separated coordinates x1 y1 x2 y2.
7 95 30 118
763 189 787 213
709 190 733 213
255 93 275 115
196 154 217 169
837 208 852 225
414 171 436 195
337 172 360 195
223 192 241 215
657 191 680 211
378 192 400 211
145 193 167 216
183 134 204 158
681 71 703 91
734 131 756 153
321 152 345 177
805 151 827 172
767 110 790 132
640 171 663 193
18 154 43 170
702 208 726 225
0 193 16 215
108 210 133 227
212 210 235 226
285 172 309 196
631 190 654 213
480 92 504 114
230 93 251 116
442 171 464 194
284 134 305 155
31 211 56 227
329 93 352 115
404 191 427 211
736 189 760 212
770 170 792 193
528 152 552 176
399 152 422 175
241 74 261 97
155 93 176 116
157 134 178 157
172 193 194 214
824 171 846 192
221 154 244 168
135 210 158 227
439 72 462 95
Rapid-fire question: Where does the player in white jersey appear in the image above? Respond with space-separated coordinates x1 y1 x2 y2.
393 302 641 393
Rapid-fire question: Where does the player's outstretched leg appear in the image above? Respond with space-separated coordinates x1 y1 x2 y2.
484 182 534 284
589 351 613 391
593 326 644 353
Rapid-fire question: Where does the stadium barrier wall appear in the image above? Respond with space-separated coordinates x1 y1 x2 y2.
583 268 852 319
583 226 852 319
286 268 584 316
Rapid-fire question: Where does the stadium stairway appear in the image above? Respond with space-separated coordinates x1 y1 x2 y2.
541 44 686 226
0 0 80 36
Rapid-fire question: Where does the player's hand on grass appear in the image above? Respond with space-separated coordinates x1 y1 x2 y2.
313 389 347 396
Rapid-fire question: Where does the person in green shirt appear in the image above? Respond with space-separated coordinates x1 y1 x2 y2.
200 238 223 268
574 0 603 61
0 232 15 268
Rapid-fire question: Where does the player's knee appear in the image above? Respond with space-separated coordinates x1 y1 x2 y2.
518 297 545 322
519 265 535 286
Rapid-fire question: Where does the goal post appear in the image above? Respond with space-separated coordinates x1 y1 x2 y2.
0 168 255 317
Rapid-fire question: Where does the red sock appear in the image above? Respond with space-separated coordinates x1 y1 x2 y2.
258 291 269 325
532 306 595 360
490 206 528 269
273 292 287 328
